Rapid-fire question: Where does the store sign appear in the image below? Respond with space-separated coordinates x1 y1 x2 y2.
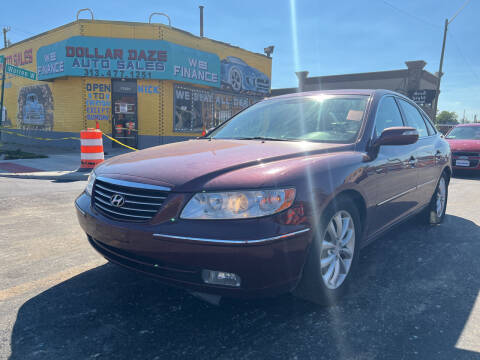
173 84 262 133
409 89 436 105
138 85 159 94
1 48 33 67
37 36 220 87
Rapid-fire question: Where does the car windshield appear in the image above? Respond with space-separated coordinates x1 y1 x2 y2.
446 126 480 140
209 95 369 143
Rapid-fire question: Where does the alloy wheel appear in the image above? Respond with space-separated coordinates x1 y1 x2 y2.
436 177 446 218
320 210 356 290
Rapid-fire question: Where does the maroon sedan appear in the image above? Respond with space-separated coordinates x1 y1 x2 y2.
75 89 451 305
445 123 480 171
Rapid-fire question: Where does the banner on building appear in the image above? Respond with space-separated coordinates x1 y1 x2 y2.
37 36 221 87
36 37 271 96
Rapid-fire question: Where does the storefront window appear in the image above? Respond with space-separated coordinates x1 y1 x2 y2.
173 84 262 133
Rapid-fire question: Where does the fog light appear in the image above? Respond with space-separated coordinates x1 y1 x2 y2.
202 269 241 287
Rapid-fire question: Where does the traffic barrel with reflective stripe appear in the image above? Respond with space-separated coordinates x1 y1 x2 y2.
80 128 104 170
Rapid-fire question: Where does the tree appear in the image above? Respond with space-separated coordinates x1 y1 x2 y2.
436 111 459 125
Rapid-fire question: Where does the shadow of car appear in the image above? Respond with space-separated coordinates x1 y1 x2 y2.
9 215 480 359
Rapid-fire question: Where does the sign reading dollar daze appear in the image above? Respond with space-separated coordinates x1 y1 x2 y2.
37 36 220 86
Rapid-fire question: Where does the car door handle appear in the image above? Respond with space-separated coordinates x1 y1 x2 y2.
408 156 417 167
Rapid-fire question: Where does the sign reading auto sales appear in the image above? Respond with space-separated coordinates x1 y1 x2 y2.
36 36 220 86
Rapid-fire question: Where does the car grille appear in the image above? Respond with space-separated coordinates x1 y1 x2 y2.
92 178 169 222
452 151 480 157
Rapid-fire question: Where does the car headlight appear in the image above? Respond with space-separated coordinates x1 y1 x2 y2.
85 171 96 196
180 188 296 220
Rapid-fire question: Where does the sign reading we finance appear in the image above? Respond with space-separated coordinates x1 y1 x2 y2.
36 36 221 87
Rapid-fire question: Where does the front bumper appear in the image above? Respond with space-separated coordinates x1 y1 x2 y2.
75 192 312 298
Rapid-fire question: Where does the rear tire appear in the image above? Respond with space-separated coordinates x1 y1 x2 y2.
424 172 448 225
294 197 362 305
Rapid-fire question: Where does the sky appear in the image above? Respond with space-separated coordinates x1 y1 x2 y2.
1 0 479 121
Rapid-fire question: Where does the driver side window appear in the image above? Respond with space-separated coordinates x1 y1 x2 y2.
374 96 404 137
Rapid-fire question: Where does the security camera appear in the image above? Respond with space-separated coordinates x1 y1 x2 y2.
264 45 274 57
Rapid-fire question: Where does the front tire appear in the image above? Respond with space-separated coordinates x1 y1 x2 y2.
294 197 361 305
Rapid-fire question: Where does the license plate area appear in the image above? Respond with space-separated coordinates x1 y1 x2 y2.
455 159 470 167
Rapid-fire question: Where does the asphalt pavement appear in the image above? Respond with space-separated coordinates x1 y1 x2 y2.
1 173 479 359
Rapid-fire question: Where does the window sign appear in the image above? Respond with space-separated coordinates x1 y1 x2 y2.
174 84 262 133
85 82 111 121
119 103 128 113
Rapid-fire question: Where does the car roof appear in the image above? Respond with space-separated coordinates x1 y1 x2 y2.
268 89 403 100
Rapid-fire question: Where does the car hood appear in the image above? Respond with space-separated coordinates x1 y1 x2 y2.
446 139 480 152
96 139 350 191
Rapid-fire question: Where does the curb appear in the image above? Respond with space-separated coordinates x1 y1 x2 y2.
0 169 90 181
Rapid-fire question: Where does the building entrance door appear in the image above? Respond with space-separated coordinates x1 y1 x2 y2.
112 80 138 148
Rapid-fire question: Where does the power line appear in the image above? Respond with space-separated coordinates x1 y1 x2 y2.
380 0 441 29
449 0 472 23
447 30 480 83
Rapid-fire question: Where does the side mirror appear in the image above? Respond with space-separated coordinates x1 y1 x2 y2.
373 126 419 147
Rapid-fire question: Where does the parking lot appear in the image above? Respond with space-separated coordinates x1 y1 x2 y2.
1 174 479 360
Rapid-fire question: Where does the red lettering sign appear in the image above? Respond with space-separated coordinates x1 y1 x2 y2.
64 46 166 62
4 48 33 66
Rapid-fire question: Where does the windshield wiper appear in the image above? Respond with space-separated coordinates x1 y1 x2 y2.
233 136 290 141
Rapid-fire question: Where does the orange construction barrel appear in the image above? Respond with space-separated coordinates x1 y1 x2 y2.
80 128 104 170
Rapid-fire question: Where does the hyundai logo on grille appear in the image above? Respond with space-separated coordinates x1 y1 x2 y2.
110 194 125 207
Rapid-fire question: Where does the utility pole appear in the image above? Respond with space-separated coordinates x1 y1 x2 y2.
432 0 471 122
2 27 10 48
432 19 448 121
1 26 11 126
0 56 5 125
